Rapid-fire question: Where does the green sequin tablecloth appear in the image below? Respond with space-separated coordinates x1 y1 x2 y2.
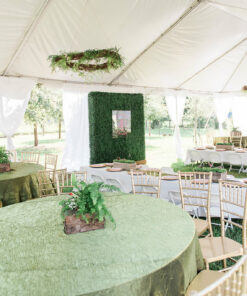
0 162 43 206
0 193 204 296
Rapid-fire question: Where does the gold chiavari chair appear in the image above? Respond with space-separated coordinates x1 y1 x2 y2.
178 171 213 237
186 253 247 296
37 170 60 198
57 169 87 194
131 169 161 198
20 151 40 164
7 150 16 162
44 154 58 171
0 200 2 208
200 180 247 270
231 136 242 148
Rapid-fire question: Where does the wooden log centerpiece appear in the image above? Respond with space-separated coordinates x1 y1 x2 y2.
64 214 105 234
0 163 11 173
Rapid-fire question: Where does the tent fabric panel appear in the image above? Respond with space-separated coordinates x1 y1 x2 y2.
119 2 247 90
182 40 247 92
4 0 195 83
0 0 45 74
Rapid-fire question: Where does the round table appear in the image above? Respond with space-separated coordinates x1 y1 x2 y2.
0 193 204 296
0 162 43 206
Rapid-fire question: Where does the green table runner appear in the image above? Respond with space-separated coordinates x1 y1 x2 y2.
0 162 43 206
0 193 204 296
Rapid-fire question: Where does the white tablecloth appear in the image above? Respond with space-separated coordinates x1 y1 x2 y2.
81 166 224 216
186 149 247 166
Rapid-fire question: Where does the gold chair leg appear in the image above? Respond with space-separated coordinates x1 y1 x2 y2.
209 222 213 237
0 200 2 208
223 259 227 269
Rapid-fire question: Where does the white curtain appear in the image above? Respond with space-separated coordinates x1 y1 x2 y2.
232 96 247 131
165 95 186 159
62 88 90 171
213 94 232 132
0 77 36 150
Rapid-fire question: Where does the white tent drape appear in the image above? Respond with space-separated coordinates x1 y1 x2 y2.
232 97 247 132
165 95 186 160
0 77 36 150
213 94 232 132
62 88 90 171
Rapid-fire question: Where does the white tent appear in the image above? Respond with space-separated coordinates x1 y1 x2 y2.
1 0 247 168
0 0 247 95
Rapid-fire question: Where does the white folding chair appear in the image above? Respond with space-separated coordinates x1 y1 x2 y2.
227 153 242 173
90 174 105 183
190 150 203 165
240 154 247 172
208 152 223 167
168 191 182 206
105 178 125 192
161 167 176 175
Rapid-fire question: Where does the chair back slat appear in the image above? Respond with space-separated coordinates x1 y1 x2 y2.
57 170 87 194
44 154 58 171
131 169 161 198
178 171 212 216
21 151 40 164
37 170 59 197
219 180 247 249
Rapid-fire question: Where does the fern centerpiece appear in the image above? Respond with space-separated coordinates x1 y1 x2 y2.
0 147 11 173
59 181 118 234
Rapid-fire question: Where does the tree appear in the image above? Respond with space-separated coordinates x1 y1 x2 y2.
49 98 63 139
183 96 215 144
144 95 168 135
24 84 63 146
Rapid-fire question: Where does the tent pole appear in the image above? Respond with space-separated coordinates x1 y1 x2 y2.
2 0 51 76
221 52 247 91
108 0 202 85
0 74 245 97
177 38 247 88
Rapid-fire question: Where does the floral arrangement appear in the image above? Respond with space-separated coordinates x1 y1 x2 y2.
116 128 128 136
48 48 124 77
59 181 119 225
0 147 11 164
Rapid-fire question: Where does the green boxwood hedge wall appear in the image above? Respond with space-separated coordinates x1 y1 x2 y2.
88 92 145 164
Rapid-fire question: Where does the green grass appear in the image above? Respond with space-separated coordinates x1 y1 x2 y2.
23 138 64 145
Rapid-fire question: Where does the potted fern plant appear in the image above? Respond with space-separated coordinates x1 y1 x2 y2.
59 181 118 234
0 147 11 173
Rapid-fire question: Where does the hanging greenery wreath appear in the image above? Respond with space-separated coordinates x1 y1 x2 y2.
48 48 124 76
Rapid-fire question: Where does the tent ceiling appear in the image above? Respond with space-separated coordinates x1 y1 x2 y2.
0 0 246 94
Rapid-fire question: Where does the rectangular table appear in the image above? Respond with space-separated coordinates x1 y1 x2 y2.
81 166 230 217
186 148 247 166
